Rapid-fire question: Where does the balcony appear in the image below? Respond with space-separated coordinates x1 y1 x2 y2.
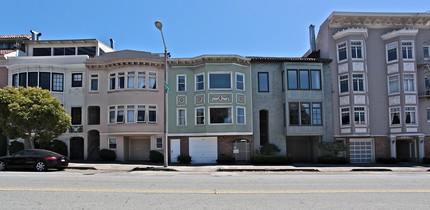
69 125 83 133
418 89 430 98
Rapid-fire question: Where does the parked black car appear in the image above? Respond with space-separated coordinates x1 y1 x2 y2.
0 149 68 172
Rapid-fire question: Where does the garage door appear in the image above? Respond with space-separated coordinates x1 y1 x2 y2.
129 138 150 161
189 137 218 164
349 139 374 163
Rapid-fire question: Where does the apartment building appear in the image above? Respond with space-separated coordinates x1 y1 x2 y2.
167 55 253 163
249 56 333 162
85 50 166 161
6 35 114 160
316 12 430 163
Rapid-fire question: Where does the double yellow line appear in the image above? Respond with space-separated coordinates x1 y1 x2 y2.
1 187 430 194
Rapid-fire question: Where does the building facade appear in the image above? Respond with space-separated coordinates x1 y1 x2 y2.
250 57 333 162
167 55 253 163
6 37 114 160
316 12 430 163
85 50 166 161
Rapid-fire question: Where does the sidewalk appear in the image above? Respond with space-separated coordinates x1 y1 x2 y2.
67 162 430 173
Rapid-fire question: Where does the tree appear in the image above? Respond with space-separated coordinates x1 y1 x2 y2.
0 87 71 149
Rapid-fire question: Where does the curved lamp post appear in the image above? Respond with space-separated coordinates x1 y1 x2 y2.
155 20 169 167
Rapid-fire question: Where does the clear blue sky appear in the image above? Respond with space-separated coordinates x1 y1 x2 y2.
2 0 428 57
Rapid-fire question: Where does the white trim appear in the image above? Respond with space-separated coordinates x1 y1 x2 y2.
386 42 399 63
236 106 246 125
89 74 99 92
235 72 245 91
167 132 253 137
195 107 205 125
208 71 232 90
195 73 205 91
350 40 364 60
176 108 187 126
401 40 415 61
333 28 368 40
381 28 419 40
336 41 348 63
208 106 233 125
338 74 349 94
387 74 400 95
176 74 186 92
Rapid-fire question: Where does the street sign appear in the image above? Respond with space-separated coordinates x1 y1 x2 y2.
164 81 170 93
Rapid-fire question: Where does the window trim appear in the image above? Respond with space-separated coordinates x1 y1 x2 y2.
352 73 365 93
424 45 430 60
148 105 158 124
89 74 99 92
236 72 245 91
208 72 232 90
177 108 187 126
405 106 417 125
257 72 269 92
403 73 416 93
108 137 117 150
177 74 186 92
353 106 367 126
195 73 205 91
236 106 246 125
401 41 415 61
339 74 349 94
388 74 400 95
340 107 351 127
390 107 402 126
71 73 83 88
350 40 364 60
386 42 398 63
337 41 347 63
209 106 233 125
195 107 205 125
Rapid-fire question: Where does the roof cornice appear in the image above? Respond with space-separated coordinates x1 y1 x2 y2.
86 58 164 69
247 56 332 63
328 12 430 28
381 28 419 40
169 55 250 66
333 27 368 40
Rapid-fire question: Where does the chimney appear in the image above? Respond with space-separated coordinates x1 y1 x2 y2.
30 30 42 41
110 38 115 49
309 24 316 52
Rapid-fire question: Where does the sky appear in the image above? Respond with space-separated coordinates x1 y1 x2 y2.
2 0 429 58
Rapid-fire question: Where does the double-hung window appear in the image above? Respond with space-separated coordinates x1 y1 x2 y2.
90 74 98 91
337 42 347 62
177 108 186 126
127 72 135 88
352 74 365 92
109 73 116 90
196 108 205 125
109 106 116 124
339 75 349 93
424 46 430 60
341 107 350 126
177 75 186 92
148 105 157 123
403 74 415 92
108 138 117 150
209 107 232 124
354 107 366 125
236 73 244 91
127 105 135 123
236 107 245 124
118 72 125 89
52 73 64 92
195 74 204 91
390 107 401 125
388 75 400 94
405 107 416 125
401 41 414 60
386 42 398 62
116 106 124 123
351 41 363 59
138 72 146 89
137 105 146 122
149 72 157 89
72 73 82 87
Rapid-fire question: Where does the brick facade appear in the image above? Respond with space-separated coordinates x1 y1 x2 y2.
374 137 390 159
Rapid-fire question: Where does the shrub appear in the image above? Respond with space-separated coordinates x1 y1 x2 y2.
9 140 24 155
260 143 281 156
376 157 398 164
317 156 348 164
318 141 346 157
177 154 191 164
422 157 430 164
251 156 292 165
150 150 164 163
99 149 116 161
37 139 68 156
216 155 236 164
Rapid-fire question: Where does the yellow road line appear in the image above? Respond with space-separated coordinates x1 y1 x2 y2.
1 187 430 194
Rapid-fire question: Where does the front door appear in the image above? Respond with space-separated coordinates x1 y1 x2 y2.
171 139 180 163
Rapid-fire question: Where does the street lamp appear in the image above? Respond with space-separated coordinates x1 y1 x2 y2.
155 20 169 167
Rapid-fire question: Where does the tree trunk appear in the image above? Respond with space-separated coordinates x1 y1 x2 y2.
24 136 34 149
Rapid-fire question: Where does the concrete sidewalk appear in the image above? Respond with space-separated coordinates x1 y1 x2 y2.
67 162 430 173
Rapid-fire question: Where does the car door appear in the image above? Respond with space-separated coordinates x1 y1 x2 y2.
9 150 29 169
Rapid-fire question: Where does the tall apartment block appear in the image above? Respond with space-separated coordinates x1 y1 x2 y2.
316 12 430 163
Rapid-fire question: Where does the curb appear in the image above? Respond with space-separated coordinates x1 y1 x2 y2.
350 168 392 172
66 167 97 170
217 168 320 172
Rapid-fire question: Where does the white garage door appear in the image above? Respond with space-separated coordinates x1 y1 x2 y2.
189 137 218 164
349 138 374 163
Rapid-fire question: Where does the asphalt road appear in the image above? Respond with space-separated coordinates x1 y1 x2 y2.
1 170 430 209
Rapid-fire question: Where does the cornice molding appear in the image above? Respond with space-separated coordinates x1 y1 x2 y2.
329 13 430 29
86 59 164 69
381 28 419 40
169 55 250 67
332 27 368 40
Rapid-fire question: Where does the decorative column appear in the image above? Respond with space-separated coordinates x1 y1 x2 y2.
419 136 425 161
390 135 397 158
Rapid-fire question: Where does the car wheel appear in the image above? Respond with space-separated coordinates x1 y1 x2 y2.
35 161 46 172
0 161 6 171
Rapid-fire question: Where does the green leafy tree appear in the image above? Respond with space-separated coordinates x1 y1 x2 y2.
0 87 71 149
